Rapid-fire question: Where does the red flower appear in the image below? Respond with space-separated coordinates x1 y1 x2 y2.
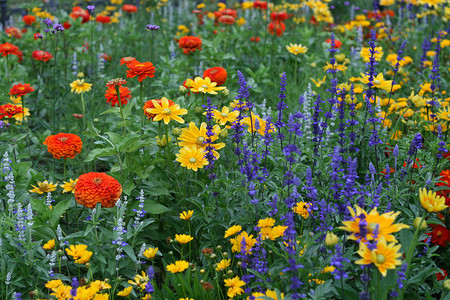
203 67 227 86
254 1 267 9
9 83 34 97
325 38 342 49
5 27 22 39
43 133 83 160
120 56 136 66
218 15 235 25
214 8 237 19
0 104 24 119
427 224 449 247
22 15 36 26
104 86 131 107
403 158 422 169
122 4 137 13
250 36 260 42
74 172 122 209
436 269 448 281
96 15 110 24
436 169 450 207
178 36 202 55
143 98 175 120
267 21 286 36
69 7 90 24
99 53 112 61
270 11 288 22
126 60 156 82
32 50 53 62
63 21 72 29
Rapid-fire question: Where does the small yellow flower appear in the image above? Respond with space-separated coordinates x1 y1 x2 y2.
45 279 63 290
230 231 256 253
216 258 231 271
175 146 209 171
143 247 158 259
147 97 187 125
90 280 111 290
257 217 275 228
29 180 57 194
65 244 88 259
70 79 92 94
175 234 194 244
117 286 133 296
311 76 326 88
212 106 239 125
128 271 149 289
60 178 78 193
50 284 72 298
293 202 310 219
185 77 226 95
166 260 189 273
224 225 242 238
179 210 193 220
224 276 245 298
43 239 55 250
155 134 171 147
74 250 93 264
419 188 447 213
286 43 308 55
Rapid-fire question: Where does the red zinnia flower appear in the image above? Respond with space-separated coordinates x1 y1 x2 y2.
32 50 53 62
104 86 131 107
427 224 449 247
254 1 268 9
122 4 137 13
126 60 156 82
403 158 422 169
23 15 36 26
96 15 110 24
120 56 136 66
143 98 175 120
0 104 24 119
74 172 122 209
214 8 237 19
9 83 34 97
203 67 227 86
0 42 20 58
63 21 72 29
43 133 83 160
436 269 448 281
270 11 288 22
325 38 342 49
267 21 286 36
178 36 202 55
5 27 22 39
69 7 90 24
218 15 235 25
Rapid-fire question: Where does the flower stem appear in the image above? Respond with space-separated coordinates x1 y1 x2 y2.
80 93 86 130
140 81 144 132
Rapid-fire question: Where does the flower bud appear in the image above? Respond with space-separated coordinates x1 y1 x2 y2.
227 270 233 275
156 135 171 147
335 53 346 63
222 252 228 257
237 261 242 267
200 269 205 274
200 279 205 284
172 127 182 137
325 232 339 248
216 245 222 250
210 253 217 259
195 106 203 115
104 278 110 283
222 88 229 96
85 263 91 268
444 279 450 290
219 128 228 138
179 85 188 95
413 217 427 230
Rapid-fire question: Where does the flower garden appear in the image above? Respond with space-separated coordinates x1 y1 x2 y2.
0 0 449 299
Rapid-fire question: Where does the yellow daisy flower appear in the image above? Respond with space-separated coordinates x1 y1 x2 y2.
224 276 245 298
65 244 88 259
178 122 225 158
143 247 158 259
311 76 326 88
224 225 242 238
175 146 209 171
286 43 308 55
166 260 189 273
175 234 194 244
179 210 194 220
60 178 78 193
215 259 231 272
29 180 57 194
147 97 187 125
185 77 226 94
117 286 133 296
43 239 55 250
212 106 239 125
70 79 92 94
419 188 447 213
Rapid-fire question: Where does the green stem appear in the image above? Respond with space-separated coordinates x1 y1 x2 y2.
140 81 144 132
80 93 86 130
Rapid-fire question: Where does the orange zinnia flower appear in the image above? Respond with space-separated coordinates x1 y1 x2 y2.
5 27 23 39
23 15 36 25
0 104 24 119
74 172 122 209
122 4 137 13
120 56 136 66
96 15 110 24
9 83 34 97
43 133 83 160
105 85 131 107
126 60 156 82
203 67 227 86
69 6 90 24
143 98 175 120
32 50 53 62
178 36 202 55
218 15 235 25
0 42 23 62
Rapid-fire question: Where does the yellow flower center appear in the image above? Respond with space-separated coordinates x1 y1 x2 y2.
196 136 205 145
367 223 378 233
189 158 197 163
136 64 145 67
19 87 25 90
374 79 381 85
163 108 171 114
221 113 228 117
92 178 102 185
376 254 385 264
58 137 69 143
201 85 208 89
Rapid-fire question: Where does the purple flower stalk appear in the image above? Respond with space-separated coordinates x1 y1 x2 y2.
146 24 160 31
275 72 288 148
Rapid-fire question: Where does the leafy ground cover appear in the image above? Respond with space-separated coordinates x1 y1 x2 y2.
0 0 450 299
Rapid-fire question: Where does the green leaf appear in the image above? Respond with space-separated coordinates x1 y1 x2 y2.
50 199 72 227
29 197 48 215
106 132 124 145
122 245 137 262
143 200 170 215
84 147 116 162
100 107 120 115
